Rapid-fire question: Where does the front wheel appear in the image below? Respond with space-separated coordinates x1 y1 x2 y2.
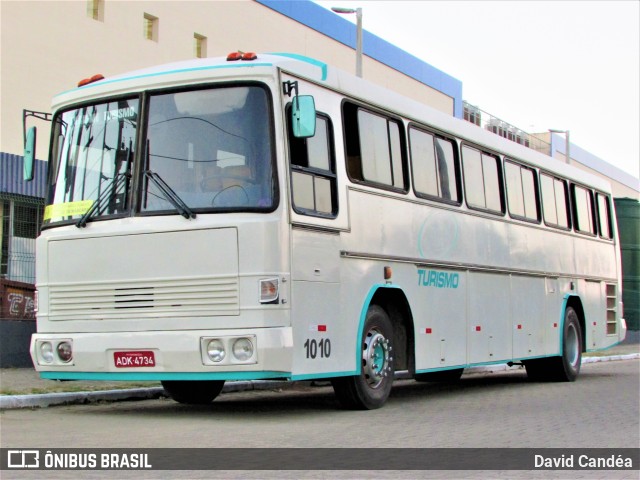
161 380 225 404
331 305 395 410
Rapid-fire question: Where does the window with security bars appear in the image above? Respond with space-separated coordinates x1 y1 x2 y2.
13 203 43 239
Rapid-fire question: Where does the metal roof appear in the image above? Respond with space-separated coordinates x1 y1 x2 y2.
0 153 46 199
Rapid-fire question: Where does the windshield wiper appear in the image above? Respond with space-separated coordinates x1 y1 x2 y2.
144 170 196 219
76 172 130 228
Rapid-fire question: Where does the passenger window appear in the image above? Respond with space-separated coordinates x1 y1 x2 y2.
596 193 613 240
410 127 460 204
343 102 407 191
572 184 596 235
288 113 337 217
505 160 539 222
540 173 570 229
461 145 503 214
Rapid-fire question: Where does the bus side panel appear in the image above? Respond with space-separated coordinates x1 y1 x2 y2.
411 266 467 371
581 279 605 350
467 272 512 364
511 275 546 359
544 277 563 355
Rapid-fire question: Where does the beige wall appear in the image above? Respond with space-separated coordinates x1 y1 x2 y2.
0 0 453 160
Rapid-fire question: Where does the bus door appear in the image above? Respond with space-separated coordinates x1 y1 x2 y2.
281 74 350 377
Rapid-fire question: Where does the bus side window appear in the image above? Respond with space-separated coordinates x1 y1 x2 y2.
409 127 461 205
504 159 540 223
342 102 407 192
540 173 570 229
596 193 613 240
571 184 597 236
461 145 504 214
287 112 337 217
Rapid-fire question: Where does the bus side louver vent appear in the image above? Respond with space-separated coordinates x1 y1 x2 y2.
605 284 618 335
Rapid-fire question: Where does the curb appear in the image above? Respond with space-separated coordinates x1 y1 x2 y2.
1 354 638 410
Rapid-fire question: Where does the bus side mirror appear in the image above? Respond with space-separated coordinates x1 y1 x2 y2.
24 126 36 181
291 95 316 138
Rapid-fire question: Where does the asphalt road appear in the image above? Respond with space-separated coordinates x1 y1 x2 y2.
1 360 638 479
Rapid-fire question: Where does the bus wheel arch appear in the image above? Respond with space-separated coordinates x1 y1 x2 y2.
368 286 415 374
565 296 586 354
331 285 414 409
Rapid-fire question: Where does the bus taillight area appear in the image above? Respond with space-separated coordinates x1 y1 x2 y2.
29 327 294 381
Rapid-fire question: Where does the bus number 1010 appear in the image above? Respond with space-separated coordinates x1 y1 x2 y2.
303 338 331 359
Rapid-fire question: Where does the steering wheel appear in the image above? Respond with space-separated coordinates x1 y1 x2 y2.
211 184 250 206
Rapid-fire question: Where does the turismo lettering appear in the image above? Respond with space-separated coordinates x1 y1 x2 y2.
417 269 459 289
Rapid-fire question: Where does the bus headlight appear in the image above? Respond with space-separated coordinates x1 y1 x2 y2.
206 339 226 362
57 341 73 363
232 338 254 362
40 342 54 364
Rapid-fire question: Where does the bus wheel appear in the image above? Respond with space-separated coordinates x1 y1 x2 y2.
161 380 225 404
331 305 395 410
415 368 464 382
525 306 582 382
552 306 582 381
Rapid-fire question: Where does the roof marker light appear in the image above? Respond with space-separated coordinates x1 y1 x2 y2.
77 74 104 87
227 51 258 61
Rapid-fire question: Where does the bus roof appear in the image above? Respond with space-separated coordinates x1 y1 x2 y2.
53 52 612 194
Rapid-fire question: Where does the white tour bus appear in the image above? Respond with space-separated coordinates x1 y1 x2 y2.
26 52 626 409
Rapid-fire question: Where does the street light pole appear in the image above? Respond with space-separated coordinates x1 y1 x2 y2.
331 6 363 78
549 129 570 165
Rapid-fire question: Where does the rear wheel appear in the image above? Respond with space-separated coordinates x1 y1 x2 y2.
525 306 582 382
331 305 395 410
161 380 225 404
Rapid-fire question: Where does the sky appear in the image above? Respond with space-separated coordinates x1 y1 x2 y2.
315 0 640 180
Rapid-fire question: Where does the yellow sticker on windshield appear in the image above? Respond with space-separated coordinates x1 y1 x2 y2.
44 200 94 221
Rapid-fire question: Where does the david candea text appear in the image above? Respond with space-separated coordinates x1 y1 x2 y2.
534 453 634 469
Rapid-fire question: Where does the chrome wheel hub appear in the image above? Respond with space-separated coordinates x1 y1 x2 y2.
362 329 392 388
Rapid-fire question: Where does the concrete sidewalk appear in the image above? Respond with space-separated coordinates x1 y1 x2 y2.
1 333 637 410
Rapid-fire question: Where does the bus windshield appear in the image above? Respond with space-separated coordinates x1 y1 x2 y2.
44 84 275 226
45 98 139 225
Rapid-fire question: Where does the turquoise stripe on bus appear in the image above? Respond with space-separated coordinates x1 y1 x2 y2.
40 370 289 381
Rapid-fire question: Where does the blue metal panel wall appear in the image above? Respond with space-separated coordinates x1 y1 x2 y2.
255 0 464 118
0 153 47 199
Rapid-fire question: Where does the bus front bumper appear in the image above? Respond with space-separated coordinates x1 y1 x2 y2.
30 327 293 381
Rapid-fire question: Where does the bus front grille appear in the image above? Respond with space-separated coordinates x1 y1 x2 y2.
47 275 239 320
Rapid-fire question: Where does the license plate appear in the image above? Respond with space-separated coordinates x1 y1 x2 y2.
114 351 156 368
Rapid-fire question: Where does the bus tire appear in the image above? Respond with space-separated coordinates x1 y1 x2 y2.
331 305 395 410
551 306 582 381
161 380 225 404
415 368 464 382
525 306 582 382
